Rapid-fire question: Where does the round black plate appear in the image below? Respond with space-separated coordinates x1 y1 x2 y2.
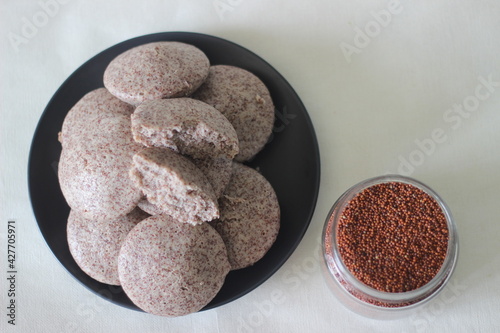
28 32 320 312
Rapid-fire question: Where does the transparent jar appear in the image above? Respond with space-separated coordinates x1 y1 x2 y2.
322 175 459 318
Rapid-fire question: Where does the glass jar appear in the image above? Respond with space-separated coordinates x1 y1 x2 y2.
322 175 459 318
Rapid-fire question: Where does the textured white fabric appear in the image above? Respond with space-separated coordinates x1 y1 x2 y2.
1 0 500 332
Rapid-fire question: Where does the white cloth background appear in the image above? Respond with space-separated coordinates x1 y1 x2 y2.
1 0 500 332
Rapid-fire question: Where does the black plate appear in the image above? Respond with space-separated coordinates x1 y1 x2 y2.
28 32 320 312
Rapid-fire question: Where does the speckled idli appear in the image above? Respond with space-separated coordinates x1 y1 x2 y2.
129 147 218 225
192 156 232 198
58 88 143 222
118 214 230 317
67 208 148 285
193 65 275 161
210 162 280 270
136 155 232 215
104 42 209 105
131 98 238 159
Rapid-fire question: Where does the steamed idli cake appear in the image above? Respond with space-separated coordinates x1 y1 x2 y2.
103 41 209 105
137 155 232 215
59 88 135 149
67 208 148 285
193 65 275 161
131 98 238 159
129 147 219 225
210 162 280 270
58 89 143 222
192 156 232 198
118 214 230 317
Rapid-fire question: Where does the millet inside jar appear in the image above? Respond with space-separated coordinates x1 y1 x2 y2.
336 182 449 293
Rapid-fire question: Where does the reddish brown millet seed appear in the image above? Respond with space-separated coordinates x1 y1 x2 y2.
336 182 449 293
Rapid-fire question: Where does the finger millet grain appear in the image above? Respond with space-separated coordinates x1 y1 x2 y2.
336 182 449 293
